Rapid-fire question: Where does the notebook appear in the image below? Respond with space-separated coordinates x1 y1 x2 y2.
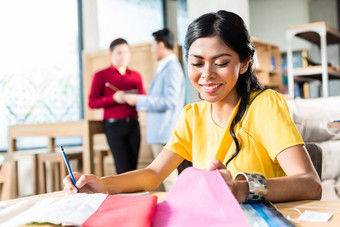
83 194 157 227
1 193 157 227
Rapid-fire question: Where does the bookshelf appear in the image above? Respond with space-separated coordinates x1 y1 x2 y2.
252 38 283 92
286 22 340 98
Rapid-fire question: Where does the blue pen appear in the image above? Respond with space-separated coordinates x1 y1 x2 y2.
60 146 79 193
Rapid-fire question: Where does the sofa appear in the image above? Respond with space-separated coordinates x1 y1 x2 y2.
286 95 340 201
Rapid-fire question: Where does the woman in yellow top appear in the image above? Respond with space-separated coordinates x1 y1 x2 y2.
64 10 321 202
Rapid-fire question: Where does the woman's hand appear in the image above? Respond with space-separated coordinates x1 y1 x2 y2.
208 158 248 202
208 158 234 189
63 172 106 194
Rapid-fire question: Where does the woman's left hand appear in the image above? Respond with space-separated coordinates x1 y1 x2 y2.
208 158 248 202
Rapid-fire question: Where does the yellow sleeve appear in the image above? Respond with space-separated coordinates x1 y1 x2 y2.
250 90 304 162
165 105 193 162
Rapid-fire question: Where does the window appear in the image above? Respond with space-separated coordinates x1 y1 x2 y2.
0 0 81 150
97 0 164 48
176 0 189 46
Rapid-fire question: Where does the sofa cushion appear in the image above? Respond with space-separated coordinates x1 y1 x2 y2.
286 96 340 142
335 176 340 197
286 96 340 181
321 179 340 201
316 140 340 180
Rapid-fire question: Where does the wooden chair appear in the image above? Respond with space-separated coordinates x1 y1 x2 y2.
37 150 82 193
37 148 110 193
13 150 43 197
94 149 110 177
0 162 12 201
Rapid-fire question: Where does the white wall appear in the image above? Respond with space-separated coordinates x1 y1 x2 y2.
309 0 338 27
166 0 179 42
82 0 99 51
83 0 250 50
187 0 249 27
309 0 340 96
250 0 340 96
249 0 340 63
309 0 339 64
249 0 311 52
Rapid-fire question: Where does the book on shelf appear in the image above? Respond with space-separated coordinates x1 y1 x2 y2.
271 56 276 71
297 81 321 98
309 81 321 98
303 82 310 98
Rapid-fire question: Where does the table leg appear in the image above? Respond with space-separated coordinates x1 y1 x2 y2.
8 138 17 199
82 122 94 174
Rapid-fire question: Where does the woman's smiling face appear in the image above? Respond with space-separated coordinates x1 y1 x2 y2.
187 36 249 104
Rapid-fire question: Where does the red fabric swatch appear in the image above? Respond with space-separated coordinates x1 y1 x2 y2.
83 194 157 227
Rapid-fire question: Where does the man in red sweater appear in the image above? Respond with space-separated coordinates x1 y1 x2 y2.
88 38 146 174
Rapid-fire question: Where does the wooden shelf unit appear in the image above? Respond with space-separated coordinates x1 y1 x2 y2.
252 38 283 92
286 22 340 97
293 66 340 80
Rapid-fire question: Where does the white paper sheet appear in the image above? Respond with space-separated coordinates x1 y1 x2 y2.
0 199 40 224
297 210 333 223
1 193 108 227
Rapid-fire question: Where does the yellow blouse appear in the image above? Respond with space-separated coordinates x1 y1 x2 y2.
165 89 304 178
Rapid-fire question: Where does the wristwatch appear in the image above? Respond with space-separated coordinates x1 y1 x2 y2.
234 172 268 202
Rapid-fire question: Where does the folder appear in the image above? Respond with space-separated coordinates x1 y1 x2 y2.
83 194 157 227
152 167 250 227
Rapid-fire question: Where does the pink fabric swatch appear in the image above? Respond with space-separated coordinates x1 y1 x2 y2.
152 167 250 227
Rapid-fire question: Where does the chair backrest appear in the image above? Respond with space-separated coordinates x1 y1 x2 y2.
305 143 322 179
0 162 12 201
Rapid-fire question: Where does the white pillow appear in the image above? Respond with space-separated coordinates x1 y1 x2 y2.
316 140 340 180
286 96 340 142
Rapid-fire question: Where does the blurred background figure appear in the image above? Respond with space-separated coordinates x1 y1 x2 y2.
124 28 187 191
88 38 146 174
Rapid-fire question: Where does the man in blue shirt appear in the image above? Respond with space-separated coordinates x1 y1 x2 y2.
124 28 186 191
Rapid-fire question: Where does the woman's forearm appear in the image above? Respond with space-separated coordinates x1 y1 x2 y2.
265 173 322 202
235 172 321 203
100 168 163 194
98 149 184 194
262 145 323 202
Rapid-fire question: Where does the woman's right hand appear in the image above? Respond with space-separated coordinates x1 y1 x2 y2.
63 172 106 194
208 159 248 203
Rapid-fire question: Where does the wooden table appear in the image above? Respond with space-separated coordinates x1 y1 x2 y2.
275 200 340 226
0 191 339 227
7 120 104 199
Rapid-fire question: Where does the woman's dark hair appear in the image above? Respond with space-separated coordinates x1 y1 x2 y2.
184 10 264 166
109 38 128 52
152 28 175 50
